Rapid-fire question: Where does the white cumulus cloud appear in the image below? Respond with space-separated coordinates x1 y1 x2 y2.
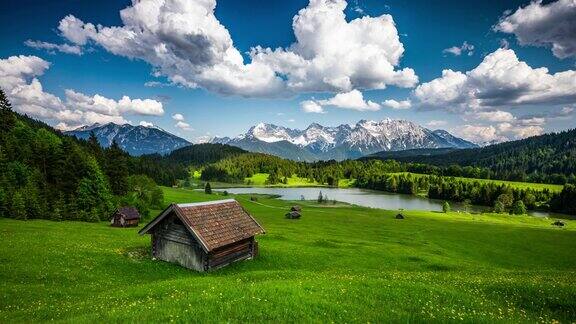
301 100 325 113
0 55 163 129
454 125 505 144
53 0 417 97
301 89 380 113
172 113 185 121
175 121 193 131
472 110 516 123
319 90 381 111
495 0 576 59
382 99 411 109
442 41 474 56
414 48 576 111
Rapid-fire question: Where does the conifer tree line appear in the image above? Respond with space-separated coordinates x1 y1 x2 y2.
366 128 576 185
196 153 576 215
0 89 163 222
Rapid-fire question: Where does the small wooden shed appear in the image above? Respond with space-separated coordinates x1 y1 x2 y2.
110 207 141 227
138 199 265 272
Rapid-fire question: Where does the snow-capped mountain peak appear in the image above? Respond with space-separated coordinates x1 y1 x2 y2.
246 123 297 143
212 119 477 161
65 123 190 156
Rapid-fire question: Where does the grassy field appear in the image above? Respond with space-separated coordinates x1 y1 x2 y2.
391 172 564 192
244 173 321 187
243 173 356 188
1 187 575 322
187 172 337 189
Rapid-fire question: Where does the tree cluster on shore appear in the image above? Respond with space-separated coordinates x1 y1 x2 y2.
195 153 576 215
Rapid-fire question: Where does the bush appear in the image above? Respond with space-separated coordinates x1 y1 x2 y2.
442 201 450 213
494 201 506 213
511 200 527 215
205 182 212 194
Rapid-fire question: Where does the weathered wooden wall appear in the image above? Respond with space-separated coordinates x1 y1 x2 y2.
207 238 254 270
152 213 206 271
111 214 139 227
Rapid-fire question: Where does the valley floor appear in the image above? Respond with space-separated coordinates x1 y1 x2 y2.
1 187 575 322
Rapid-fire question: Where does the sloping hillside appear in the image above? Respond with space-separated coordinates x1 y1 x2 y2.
368 129 576 182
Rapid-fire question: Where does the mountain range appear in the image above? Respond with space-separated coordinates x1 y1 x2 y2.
211 119 477 161
66 123 191 156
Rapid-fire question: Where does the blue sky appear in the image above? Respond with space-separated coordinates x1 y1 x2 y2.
0 0 574 143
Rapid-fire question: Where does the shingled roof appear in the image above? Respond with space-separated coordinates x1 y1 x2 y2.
138 199 265 252
117 206 140 220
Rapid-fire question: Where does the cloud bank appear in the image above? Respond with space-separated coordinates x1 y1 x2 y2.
414 48 576 143
415 48 576 110
495 0 576 59
0 55 164 130
43 0 417 98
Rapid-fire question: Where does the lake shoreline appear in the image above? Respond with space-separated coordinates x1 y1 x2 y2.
212 186 575 220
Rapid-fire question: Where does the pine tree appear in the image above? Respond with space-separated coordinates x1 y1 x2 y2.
317 191 323 203
266 169 279 185
511 200 527 215
204 182 212 194
76 178 97 213
104 140 129 195
11 191 26 220
87 131 104 165
0 89 16 134
23 184 42 219
442 201 451 213
65 198 79 221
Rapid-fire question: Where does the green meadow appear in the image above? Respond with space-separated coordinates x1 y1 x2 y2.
1 186 575 322
205 170 560 192
244 173 355 188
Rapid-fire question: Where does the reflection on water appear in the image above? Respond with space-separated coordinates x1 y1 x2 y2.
217 187 566 218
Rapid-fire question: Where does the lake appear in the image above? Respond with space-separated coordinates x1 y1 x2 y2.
216 187 567 218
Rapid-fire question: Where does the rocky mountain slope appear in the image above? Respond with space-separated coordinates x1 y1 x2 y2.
66 123 190 156
212 119 477 161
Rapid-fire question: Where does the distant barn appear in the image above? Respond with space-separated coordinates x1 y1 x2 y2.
138 199 265 272
110 207 141 227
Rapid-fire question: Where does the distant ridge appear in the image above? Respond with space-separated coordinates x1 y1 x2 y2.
211 119 477 161
66 123 190 156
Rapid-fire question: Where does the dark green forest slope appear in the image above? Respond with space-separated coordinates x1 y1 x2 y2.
367 130 576 184
0 90 167 222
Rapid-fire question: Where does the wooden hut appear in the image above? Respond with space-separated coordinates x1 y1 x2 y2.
285 211 301 219
110 207 141 227
286 205 302 219
138 199 265 272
